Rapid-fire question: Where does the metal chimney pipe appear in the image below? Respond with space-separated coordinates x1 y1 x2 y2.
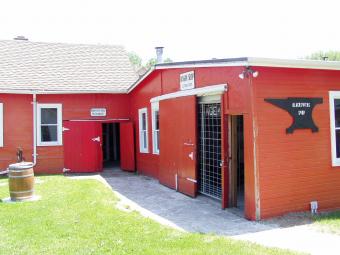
155 47 164 64
14 36 28 41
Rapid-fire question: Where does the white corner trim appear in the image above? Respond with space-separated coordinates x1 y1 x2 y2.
329 91 340 166
150 84 227 103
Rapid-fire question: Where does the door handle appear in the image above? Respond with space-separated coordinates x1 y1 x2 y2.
92 136 101 142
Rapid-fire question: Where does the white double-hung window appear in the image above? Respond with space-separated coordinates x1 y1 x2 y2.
37 104 62 146
0 103 3 147
329 92 340 166
139 108 149 153
151 102 159 154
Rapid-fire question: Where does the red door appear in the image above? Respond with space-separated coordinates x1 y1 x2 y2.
159 96 197 197
63 121 103 173
120 122 135 171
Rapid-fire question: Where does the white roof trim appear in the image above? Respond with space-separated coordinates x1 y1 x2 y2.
0 90 127 94
150 84 227 103
154 61 247 69
129 57 340 93
247 57 340 71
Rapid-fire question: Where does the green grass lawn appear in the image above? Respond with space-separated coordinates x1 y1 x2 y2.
0 176 299 255
313 211 340 234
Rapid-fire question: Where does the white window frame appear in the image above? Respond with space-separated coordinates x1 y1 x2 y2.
151 102 160 154
0 103 3 147
329 91 340 166
37 103 62 146
139 107 149 153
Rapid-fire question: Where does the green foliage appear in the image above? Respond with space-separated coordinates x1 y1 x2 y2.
129 51 173 70
128 52 143 69
313 211 340 234
305 51 340 61
0 176 299 255
145 57 173 69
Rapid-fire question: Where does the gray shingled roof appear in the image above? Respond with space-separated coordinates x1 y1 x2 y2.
0 40 138 93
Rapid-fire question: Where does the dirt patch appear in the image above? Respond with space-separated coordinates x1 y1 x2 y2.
261 212 314 228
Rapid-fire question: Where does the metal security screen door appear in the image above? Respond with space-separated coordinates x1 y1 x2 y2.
198 102 222 199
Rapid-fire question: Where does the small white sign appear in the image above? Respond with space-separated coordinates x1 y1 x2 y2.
91 108 106 117
180 71 195 90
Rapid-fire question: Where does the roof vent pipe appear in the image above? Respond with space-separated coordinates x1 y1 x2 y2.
155 47 164 64
14 36 28 41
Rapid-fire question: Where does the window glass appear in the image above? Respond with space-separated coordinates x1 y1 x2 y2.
139 108 148 153
336 130 340 158
143 131 147 149
38 104 62 146
155 110 159 130
142 113 146 130
41 108 58 124
41 126 58 142
335 99 340 128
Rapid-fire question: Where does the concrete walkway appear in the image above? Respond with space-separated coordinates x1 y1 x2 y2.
74 168 340 255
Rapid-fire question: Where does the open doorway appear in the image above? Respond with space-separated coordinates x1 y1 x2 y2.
230 115 245 212
102 123 120 168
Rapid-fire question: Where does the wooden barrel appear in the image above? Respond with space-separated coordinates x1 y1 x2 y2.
8 162 34 201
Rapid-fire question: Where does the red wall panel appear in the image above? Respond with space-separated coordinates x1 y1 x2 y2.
0 93 130 174
253 67 340 219
0 94 33 170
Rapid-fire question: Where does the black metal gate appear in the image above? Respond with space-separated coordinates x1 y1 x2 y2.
198 102 222 199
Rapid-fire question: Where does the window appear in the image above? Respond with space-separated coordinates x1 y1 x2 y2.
151 102 160 154
330 92 340 166
0 103 3 147
139 108 148 153
37 104 62 146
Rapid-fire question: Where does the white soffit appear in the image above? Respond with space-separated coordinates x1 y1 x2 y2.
150 84 227 103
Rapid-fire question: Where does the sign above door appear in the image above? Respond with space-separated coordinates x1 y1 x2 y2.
90 108 107 117
180 71 195 90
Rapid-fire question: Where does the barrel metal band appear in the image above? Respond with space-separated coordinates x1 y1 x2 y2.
10 189 34 194
9 169 33 173
8 174 34 178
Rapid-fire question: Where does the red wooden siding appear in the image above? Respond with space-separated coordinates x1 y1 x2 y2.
0 93 130 174
120 122 135 171
130 66 255 219
159 96 198 197
129 72 162 178
253 67 340 219
0 94 33 170
64 121 103 173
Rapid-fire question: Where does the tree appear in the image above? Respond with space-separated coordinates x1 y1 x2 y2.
145 57 173 69
129 52 173 70
305 51 340 61
128 52 142 70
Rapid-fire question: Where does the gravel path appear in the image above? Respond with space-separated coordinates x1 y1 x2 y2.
69 169 340 255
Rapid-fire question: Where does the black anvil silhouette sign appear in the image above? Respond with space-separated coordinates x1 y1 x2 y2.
264 97 323 134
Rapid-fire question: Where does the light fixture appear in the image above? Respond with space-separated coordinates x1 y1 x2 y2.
238 67 259 79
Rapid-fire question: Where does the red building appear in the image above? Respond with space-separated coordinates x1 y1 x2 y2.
1 39 340 220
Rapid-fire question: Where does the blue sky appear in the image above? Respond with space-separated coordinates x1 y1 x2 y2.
0 0 339 63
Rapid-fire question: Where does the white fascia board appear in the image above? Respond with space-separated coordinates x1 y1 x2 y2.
154 61 248 70
248 57 340 71
150 84 227 103
0 90 128 94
